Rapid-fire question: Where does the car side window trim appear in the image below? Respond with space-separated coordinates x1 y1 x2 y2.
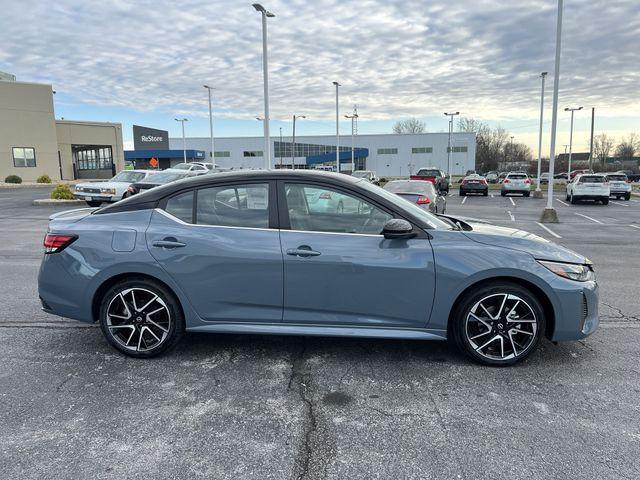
154 208 277 233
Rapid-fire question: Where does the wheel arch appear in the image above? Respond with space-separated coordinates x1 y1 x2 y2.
91 272 185 323
446 276 556 340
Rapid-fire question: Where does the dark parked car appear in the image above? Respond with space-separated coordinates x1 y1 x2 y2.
459 174 488 196
410 167 449 193
383 179 446 214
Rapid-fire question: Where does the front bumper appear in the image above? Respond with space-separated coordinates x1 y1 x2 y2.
73 193 118 202
550 278 599 341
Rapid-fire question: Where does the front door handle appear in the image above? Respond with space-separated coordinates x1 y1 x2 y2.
286 245 321 257
152 237 186 249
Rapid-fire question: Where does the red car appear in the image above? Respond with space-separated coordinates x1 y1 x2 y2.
410 167 449 193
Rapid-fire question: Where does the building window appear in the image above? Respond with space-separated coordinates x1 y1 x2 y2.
12 147 36 167
243 151 264 157
447 146 468 153
411 147 432 154
377 148 398 155
214 151 230 158
73 145 113 170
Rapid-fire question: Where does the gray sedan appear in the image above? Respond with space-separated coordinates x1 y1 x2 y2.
38 170 598 366
383 179 446 214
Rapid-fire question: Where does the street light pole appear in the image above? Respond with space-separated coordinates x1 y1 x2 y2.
253 4 275 170
333 82 341 172
174 118 188 163
279 127 283 168
534 72 548 197
345 112 359 173
564 106 582 176
540 0 563 223
291 114 306 169
444 112 460 178
204 85 215 168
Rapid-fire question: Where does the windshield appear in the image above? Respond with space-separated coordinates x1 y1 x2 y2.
384 181 435 195
111 171 147 183
607 174 626 181
148 172 189 183
357 180 451 230
416 169 440 177
171 163 191 170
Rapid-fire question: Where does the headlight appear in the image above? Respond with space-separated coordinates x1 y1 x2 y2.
100 188 116 194
75 186 84 192
538 260 595 282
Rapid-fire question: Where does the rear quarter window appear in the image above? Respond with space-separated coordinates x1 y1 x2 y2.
165 191 194 223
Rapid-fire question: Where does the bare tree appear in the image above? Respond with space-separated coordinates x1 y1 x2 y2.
593 133 614 167
456 117 509 172
392 118 426 134
614 133 639 161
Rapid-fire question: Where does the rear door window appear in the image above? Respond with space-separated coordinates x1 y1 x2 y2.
196 183 269 228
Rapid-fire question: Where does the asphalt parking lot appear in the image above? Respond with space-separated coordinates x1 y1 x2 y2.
1 186 639 480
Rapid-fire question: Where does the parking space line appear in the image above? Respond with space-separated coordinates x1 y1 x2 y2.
490 193 494 198
536 222 562 238
509 197 515 206
555 198 569 206
507 210 515 221
629 225 640 230
461 196 467 205
610 201 629 207
574 213 603 224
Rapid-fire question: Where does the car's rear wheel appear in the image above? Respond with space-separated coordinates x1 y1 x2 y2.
570 193 577 204
451 282 546 366
524 191 530 197
459 190 466 196
601 198 609 205
624 193 631 201
99 278 185 358
483 190 488 196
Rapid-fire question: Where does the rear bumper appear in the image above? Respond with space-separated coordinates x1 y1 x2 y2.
460 184 487 192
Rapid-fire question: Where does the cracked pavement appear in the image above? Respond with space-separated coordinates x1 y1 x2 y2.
1 187 640 479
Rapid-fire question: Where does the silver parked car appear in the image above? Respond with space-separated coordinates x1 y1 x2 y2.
383 179 446 214
501 172 532 197
38 170 598 366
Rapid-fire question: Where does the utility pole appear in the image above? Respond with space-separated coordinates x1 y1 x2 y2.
588 107 595 172
345 107 359 174
564 106 583 177
174 118 188 163
253 4 275 170
203 85 215 168
279 127 283 168
333 82 341 172
534 72 548 198
540 0 563 223
291 114 306 169
444 111 460 179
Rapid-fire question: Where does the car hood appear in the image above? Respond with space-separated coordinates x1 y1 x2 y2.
461 223 587 264
75 181 130 189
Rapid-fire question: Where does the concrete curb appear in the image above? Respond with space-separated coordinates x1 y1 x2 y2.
33 199 85 206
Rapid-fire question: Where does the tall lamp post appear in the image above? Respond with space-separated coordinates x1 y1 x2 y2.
203 85 215 167
534 72 548 198
345 112 359 174
564 106 582 176
540 0 563 223
291 114 306 169
444 111 459 179
333 81 341 172
253 4 275 170
174 118 188 163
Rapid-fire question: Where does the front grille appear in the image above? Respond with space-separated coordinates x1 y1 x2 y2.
85 188 101 194
580 292 588 330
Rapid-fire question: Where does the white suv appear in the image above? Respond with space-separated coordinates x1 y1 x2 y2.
566 173 610 205
500 172 531 197
606 173 632 200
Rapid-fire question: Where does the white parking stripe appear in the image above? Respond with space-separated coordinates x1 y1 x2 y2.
610 201 629 207
536 222 562 238
574 213 603 224
507 210 515 221
509 197 515 206
461 196 467 205
629 225 640 230
555 198 569 206
490 193 494 198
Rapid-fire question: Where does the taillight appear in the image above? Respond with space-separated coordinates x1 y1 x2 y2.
481 179 488 185
43 233 77 254
524 179 531 184
416 196 431 205
319 192 332 199
461 180 468 185
503 179 510 183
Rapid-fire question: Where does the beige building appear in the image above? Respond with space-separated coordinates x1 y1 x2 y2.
0 79 123 182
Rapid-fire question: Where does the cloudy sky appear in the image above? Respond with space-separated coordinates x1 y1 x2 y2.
1 0 639 152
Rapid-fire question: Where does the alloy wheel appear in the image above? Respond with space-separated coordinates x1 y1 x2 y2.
106 287 171 352
465 293 538 361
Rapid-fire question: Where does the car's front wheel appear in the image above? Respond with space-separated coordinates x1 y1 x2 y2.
451 282 546 366
99 278 185 358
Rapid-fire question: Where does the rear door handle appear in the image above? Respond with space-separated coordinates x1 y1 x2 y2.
286 245 321 257
152 238 186 249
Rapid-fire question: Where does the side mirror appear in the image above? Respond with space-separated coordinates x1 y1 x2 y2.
382 219 416 240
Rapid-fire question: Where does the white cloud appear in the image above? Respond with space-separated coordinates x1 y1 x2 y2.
1 0 639 126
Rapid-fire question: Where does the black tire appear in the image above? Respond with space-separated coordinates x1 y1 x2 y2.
624 193 631 201
500 191 506 197
459 190 466 197
99 277 185 358
524 192 530 197
601 198 609 205
483 190 488 197
450 281 546 366
87 201 102 207
565 193 570 201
